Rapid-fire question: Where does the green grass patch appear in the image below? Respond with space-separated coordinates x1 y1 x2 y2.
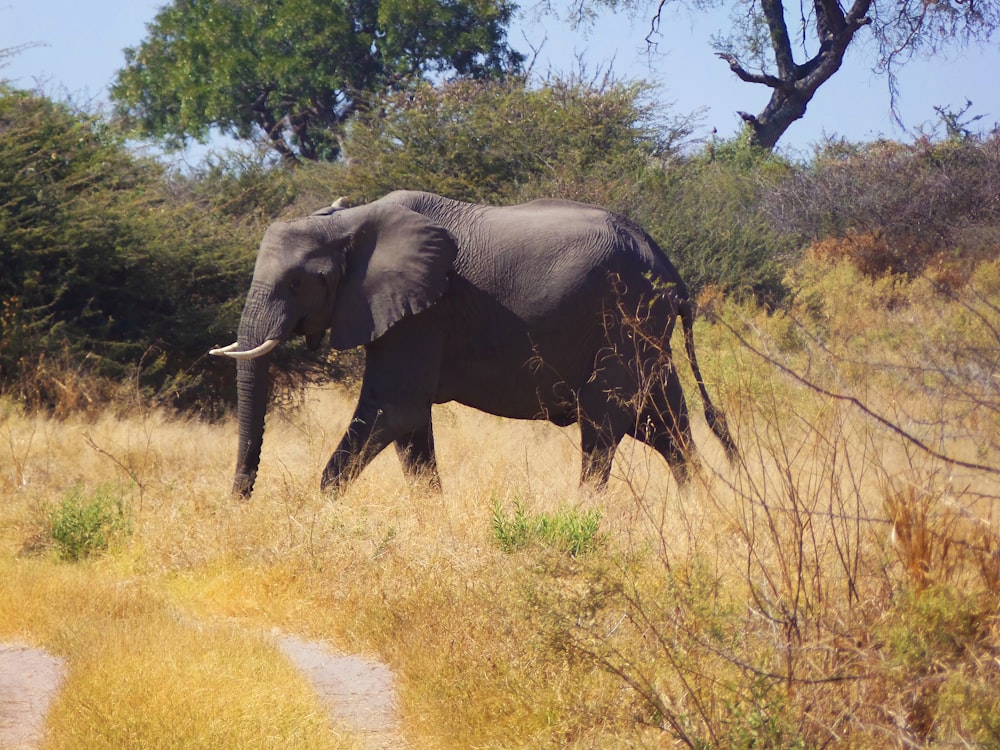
491 498 602 556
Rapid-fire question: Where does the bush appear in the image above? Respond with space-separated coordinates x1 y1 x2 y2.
766 133 1000 280
879 586 1000 744
49 484 131 561
626 144 797 303
491 498 603 556
0 87 256 412
307 75 692 207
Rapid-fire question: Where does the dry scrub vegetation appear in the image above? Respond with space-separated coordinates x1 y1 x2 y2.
2 255 999 748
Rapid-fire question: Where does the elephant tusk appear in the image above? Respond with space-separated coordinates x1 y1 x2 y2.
209 339 281 359
209 342 241 356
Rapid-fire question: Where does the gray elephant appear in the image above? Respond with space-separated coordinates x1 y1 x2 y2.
211 190 737 498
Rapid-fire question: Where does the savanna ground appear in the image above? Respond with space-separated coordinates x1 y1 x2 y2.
2 255 1000 748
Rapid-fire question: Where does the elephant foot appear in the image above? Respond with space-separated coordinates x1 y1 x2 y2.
405 469 442 493
232 473 256 500
319 468 352 496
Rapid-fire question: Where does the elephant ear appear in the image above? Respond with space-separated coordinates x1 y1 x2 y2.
329 202 458 350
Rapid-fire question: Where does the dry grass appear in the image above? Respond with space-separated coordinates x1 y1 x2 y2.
2 256 1000 748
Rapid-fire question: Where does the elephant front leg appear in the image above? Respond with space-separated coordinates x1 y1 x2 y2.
323 312 444 492
321 407 394 492
394 422 442 490
322 407 438 492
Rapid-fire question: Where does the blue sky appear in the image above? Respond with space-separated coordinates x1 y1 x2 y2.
2 0 998 161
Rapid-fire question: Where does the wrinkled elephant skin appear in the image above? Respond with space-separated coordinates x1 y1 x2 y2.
211 190 737 497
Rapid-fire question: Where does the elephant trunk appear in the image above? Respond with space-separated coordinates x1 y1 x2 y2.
230 282 286 498
234 356 269 497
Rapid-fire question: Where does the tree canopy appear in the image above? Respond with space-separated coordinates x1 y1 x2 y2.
111 0 524 163
583 0 999 149
332 76 689 204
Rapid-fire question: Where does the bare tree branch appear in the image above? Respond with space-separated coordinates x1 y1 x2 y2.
718 316 1000 478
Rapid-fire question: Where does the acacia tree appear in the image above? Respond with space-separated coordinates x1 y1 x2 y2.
0 86 251 409
581 0 999 149
111 0 523 163
335 76 687 203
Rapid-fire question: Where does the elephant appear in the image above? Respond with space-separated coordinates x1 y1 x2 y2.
210 190 737 498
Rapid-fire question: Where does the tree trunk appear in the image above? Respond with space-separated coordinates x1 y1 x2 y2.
741 88 812 151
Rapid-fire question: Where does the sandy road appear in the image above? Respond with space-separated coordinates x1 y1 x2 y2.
277 635 404 749
0 636 403 749
0 644 66 750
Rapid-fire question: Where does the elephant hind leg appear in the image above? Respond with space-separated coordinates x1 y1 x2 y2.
639 364 696 486
394 422 442 490
579 417 619 489
578 392 632 489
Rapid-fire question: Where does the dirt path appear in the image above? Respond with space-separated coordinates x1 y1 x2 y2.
276 635 404 749
0 644 66 750
0 636 403 749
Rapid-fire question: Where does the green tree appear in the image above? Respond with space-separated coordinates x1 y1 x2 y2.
111 0 524 164
327 75 691 204
569 0 999 149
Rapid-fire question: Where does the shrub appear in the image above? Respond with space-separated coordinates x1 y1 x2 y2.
49 484 131 561
766 133 1000 280
879 585 1000 744
626 144 797 303
491 498 603 556
0 86 256 413
306 75 692 208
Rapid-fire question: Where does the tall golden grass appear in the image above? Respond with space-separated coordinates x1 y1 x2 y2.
1 256 999 748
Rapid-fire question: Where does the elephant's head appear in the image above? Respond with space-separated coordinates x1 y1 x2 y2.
211 200 458 497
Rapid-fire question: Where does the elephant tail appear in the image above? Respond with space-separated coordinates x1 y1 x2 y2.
678 298 739 461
